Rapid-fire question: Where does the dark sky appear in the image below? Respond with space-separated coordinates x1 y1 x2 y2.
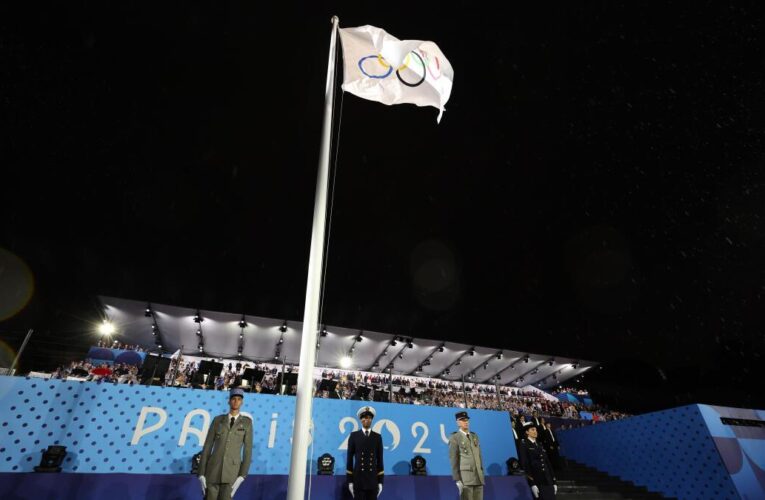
2 3 764 412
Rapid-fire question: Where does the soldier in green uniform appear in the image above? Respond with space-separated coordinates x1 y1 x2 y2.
448 411 485 500
198 388 253 500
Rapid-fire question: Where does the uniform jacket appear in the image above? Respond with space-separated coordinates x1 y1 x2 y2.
346 429 385 489
448 430 485 486
517 438 556 487
198 414 253 484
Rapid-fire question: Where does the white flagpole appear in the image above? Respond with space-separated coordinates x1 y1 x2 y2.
286 15 340 500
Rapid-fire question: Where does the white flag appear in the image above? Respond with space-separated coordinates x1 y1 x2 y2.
339 25 454 123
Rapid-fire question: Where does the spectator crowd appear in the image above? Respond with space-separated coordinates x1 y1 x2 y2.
46 345 630 423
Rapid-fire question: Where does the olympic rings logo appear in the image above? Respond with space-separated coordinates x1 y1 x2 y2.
357 49 443 87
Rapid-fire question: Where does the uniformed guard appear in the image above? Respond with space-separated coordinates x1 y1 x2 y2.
346 405 384 499
198 388 253 500
448 411 485 500
518 421 557 499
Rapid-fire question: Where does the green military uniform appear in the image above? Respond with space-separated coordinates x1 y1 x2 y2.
448 411 485 500
198 412 253 500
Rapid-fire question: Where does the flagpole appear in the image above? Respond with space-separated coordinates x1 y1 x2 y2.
286 15 340 500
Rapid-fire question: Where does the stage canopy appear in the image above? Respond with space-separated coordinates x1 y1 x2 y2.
100 296 596 389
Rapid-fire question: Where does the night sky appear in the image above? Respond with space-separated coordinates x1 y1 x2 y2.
2 3 764 413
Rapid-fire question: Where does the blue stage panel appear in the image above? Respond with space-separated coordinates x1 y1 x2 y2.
0 473 533 500
0 376 517 477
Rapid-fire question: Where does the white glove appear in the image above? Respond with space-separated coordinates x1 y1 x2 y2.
456 480 464 495
531 485 539 498
231 476 244 497
554 484 558 494
378 483 383 497
198 476 206 495
349 483 354 497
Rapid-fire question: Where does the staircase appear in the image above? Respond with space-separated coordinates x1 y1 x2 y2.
554 460 675 499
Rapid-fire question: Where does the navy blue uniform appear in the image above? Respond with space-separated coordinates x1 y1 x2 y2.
518 438 557 499
346 429 384 499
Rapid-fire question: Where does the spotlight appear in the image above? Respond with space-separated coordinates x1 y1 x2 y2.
483 363 489 370
444 369 450 375
406 339 414 348
455 360 461 366
438 346 444 352
239 333 243 340
198 345 204 352
411 455 427 476
144 305 152 317
340 356 352 369
548 359 554 366
571 362 579 369
98 321 115 335
391 340 398 346
193 311 203 323
319 326 328 337
398 353 404 359
507 457 522 475
383 349 388 356
497 352 503 360
523 355 530 363
237 350 242 357
196 329 202 336
34 445 67 473
278 338 284 345
156 343 162 349
356 332 363 342
317 453 335 475
239 316 247 329
372 362 379 369
468 349 475 356
280 321 288 333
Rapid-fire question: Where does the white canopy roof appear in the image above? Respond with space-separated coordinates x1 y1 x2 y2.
100 296 596 390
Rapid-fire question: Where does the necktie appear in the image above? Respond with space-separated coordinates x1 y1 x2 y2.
230 417 235 428
365 430 369 437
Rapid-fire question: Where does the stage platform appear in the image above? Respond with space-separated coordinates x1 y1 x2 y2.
0 473 532 500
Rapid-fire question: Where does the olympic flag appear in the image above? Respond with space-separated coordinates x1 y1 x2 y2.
339 25 454 123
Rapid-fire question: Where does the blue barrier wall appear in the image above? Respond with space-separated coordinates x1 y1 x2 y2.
557 404 743 499
698 404 765 499
0 376 517 476
86 347 146 366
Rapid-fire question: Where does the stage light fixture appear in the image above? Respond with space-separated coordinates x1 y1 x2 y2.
144 305 152 317
398 353 403 359
507 457 522 475
34 445 67 473
317 453 335 475
406 339 414 348
280 321 288 333
198 345 204 352
571 362 579 369
239 316 247 329
523 355 530 363
497 352 503 360
548 359 554 366
193 310 203 323
391 340 397 346
444 369 450 375
340 356 352 369
320 326 328 337
356 332 363 342
438 346 444 352
455 360 461 366
278 338 284 345
411 455 427 475
483 363 489 370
